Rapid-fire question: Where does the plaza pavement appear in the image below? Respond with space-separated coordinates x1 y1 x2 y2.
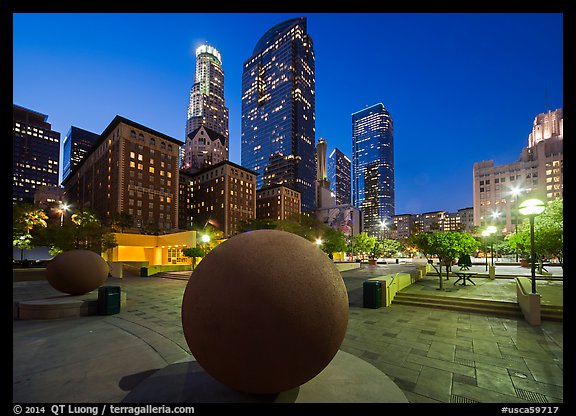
12 263 564 405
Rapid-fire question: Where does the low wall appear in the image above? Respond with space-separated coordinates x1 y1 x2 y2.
516 277 541 325
335 262 361 272
144 263 194 276
368 272 420 307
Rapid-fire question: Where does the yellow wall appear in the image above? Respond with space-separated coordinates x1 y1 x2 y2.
107 231 197 266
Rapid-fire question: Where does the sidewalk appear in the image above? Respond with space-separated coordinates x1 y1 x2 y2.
13 265 563 404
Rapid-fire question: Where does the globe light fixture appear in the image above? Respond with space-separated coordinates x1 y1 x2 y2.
518 198 546 294
59 203 70 226
201 234 211 256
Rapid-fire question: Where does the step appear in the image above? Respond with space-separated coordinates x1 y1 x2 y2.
393 293 562 321
392 298 523 318
393 293 519 310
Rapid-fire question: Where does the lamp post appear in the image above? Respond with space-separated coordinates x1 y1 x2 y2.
201 234 210 257
481 229 490 271
510 187 523 262
482 225 497 277
379 219 387 240
518 198 546 294
489 211 500 265
58 203 69 226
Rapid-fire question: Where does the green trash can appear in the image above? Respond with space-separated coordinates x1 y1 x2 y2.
140 267 148 277
98 286 121 315
363 281 382 309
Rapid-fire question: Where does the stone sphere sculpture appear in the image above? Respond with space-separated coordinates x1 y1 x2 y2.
181 229 349 394
46 249 109 295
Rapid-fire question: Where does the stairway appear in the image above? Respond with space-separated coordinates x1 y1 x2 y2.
392 292 562 322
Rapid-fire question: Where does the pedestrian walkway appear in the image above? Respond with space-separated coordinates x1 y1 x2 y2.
12 264 564 404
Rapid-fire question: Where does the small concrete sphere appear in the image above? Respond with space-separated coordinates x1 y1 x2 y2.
46 249 109 295
181 229 349 394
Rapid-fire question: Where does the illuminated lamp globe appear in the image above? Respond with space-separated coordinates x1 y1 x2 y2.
46 249 109 295
181 229 349 394
518 198 546 216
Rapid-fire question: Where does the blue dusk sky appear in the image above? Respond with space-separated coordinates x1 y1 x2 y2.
12 12 563 215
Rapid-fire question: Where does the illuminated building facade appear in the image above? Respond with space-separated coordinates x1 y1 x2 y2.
63 116 181 233
241 17 316 212
256 184 301 221
62 126 100 183
13 105 60 204
392 207 474 239
184 44 229 168
181 126 227 173
352 103 395 236
328 147 351 206
187 160 257 238
473 108 563 233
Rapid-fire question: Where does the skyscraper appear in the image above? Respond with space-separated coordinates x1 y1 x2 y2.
13 105 60 204
62 126 100 183
183 44 229 170
352 103 395 236
328 148 351 206
241 17 316 212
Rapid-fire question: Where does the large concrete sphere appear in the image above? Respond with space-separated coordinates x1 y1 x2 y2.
46 249 109 295
181 230 349 394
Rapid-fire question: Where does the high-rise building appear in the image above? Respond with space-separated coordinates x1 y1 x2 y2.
62 126 100 183
315 138 334 209
328 148 351 206
63 115 181 233
473 108 563 233
352 103 395 236
256 184 301 222
13 105 60 204
241 17 316 212
186 160 257 238
184 44 229 169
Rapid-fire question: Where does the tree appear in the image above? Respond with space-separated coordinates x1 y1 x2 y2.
13 204 49 261
509 198 563 272
352 232 376 260
112 212 133 233
379 238 404 258
13 204 48 234
13 231 33 262
319 227 347 256
368 239 383 260
71 209 102 251
410 231 480 290
182 247 205 271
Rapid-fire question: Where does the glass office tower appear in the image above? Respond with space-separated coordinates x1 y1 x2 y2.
352 103 395 235
241 17 316 212
328 147 352 206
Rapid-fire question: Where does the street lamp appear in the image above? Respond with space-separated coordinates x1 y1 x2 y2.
509 186 524 262
489 211 500 265
518 198 546 294
58 203 70 226
315 238 323 246
482 225 497 271
201 234 210 257
379 219 387 239
481 229 490 271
